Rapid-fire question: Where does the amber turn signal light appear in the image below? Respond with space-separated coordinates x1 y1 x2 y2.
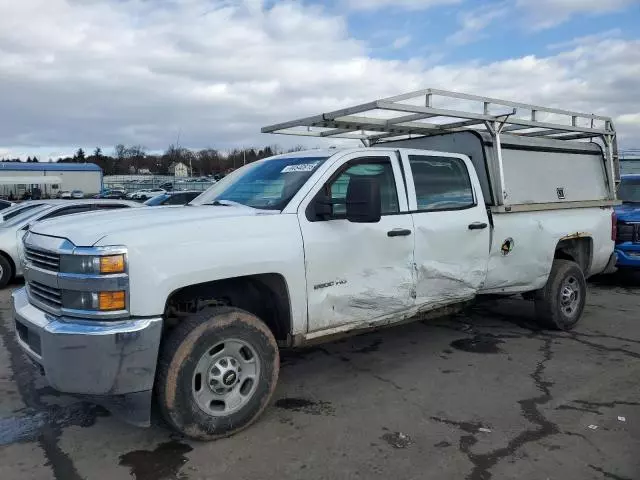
100 255 125 274
98 291 126 311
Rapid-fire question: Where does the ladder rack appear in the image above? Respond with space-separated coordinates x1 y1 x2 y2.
262 88 619 202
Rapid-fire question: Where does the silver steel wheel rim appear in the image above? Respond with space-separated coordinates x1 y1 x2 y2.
192 338 260 417
0 265 4 279
560 275 581 317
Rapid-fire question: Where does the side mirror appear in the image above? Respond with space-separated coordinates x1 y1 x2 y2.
346 176 381 223
313 195 333 219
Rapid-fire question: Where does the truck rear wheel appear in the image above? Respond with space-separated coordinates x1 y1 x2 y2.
534 259 586 330
156 306 279 440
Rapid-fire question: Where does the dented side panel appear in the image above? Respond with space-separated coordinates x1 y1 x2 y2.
297 149 416 333
399 149 491 310
301 217 416 332
481 207 615 294
411 209 490 306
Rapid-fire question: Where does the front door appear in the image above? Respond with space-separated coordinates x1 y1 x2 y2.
298 151 415 333
399 150 490 309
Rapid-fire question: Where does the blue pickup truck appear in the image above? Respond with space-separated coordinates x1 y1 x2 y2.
615 174 640 269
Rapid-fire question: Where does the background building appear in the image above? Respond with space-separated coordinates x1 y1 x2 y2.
169 162 189 177
0 162 102 198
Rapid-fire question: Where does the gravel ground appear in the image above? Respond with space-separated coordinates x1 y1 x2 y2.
0 276 638 480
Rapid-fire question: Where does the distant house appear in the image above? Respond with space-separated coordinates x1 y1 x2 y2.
169 162 189 177
137 168 152 175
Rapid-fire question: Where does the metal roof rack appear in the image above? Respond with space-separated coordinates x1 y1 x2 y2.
262 88 619 197
262 88 615 143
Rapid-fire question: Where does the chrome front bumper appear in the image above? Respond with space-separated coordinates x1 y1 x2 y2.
12 286 162 400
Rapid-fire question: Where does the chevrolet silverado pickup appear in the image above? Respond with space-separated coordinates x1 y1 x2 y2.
12 89 618 440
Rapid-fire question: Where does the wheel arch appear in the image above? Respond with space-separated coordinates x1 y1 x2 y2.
164 273 293 344
554 235 593 276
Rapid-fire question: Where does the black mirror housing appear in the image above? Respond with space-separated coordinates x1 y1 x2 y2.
346 177 381 223
313 195 333 219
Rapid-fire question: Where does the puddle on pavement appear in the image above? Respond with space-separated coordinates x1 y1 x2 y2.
274 397 335 415
450 335 504 354
434 440 452 448
353 339 383 354
119 440 193 480
0 402 108 446
381 431 413 449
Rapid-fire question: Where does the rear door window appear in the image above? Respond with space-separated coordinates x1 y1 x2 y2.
408 155 475 211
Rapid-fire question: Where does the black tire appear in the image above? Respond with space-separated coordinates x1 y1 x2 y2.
534 259 586 330
156 306 279 440
0 254 13 288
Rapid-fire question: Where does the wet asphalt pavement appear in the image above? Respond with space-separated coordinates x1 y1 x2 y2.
0 277 639 480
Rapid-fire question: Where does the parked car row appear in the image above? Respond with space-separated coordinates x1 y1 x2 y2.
143 191 201 206
0 191 206 288
127 188 166 200
55 190 85 199
0 199 140 287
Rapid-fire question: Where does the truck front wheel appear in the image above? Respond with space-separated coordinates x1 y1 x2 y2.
156 306 279 440
534 259 586 330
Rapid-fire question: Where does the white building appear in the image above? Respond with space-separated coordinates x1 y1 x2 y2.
169 162 189 177
0 162 102 198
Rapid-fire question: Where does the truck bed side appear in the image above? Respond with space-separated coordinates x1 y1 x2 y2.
481 207 614 294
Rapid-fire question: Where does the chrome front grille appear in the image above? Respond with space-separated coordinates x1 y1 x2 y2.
25 246 60 272
28 281 62 309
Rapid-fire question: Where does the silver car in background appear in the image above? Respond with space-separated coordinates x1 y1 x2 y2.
0 199 141 287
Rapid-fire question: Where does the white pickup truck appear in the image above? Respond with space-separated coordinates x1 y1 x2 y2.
12 90 618 440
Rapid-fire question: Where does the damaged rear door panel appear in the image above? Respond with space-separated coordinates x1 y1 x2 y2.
400 150 491 309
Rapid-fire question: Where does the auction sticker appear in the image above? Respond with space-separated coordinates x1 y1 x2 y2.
281 162 320 173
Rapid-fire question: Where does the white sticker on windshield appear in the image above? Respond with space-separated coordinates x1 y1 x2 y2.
281 162 320 173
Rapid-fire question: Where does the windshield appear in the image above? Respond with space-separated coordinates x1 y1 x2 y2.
192 156 329 210
618 178 640 203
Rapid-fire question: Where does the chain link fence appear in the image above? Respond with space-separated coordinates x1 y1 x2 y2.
103 175 216 194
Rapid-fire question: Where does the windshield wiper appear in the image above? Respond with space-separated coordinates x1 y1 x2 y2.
206 200 247 207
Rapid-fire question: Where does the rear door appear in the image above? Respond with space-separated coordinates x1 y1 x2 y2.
399 150 490 309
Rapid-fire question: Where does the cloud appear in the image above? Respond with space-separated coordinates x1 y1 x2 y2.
392 35 412 49
516 0 637 30
447 4 509 45
547 28 623 50
0 0 638 159
345 0 460 11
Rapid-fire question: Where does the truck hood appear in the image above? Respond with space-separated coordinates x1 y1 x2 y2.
615 203 640 223
30 205 280 246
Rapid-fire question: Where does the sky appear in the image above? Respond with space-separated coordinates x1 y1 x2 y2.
0 0 638 160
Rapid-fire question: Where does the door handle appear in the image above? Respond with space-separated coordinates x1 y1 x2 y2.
468 222 488 230
388 228 412 237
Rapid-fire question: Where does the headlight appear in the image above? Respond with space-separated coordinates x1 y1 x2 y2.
60 254 125 274
61 290 126 311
